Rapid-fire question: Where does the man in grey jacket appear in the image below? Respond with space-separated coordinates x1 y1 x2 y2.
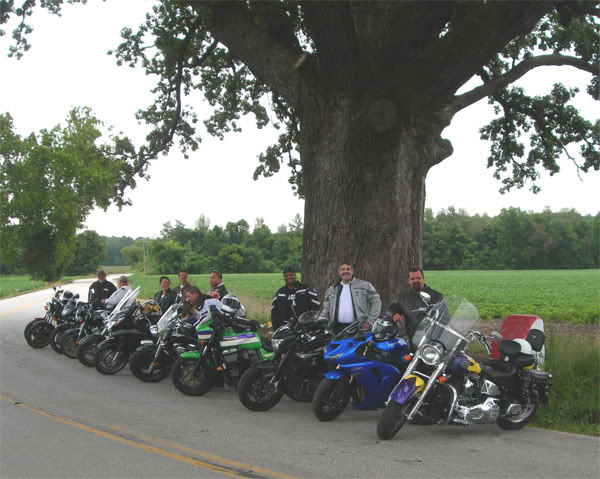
321 262 381 335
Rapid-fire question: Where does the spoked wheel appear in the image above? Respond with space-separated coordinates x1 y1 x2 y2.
312 378 352 421
377 399 415 440
25 321 54 349
129 348 172 383
77 334 104 367
49 323 72 354
60 329 82 359
497 404 537 430
171 357 215 396
238 368 284 411
24 318 46 340
94 342 129 375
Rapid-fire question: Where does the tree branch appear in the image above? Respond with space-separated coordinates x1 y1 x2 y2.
201 1 304 107
450 53 597 115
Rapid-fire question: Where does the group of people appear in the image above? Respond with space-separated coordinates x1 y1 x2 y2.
271 262 442 342
89 262 442 343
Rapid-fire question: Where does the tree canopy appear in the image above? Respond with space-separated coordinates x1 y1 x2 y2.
0 108 135 280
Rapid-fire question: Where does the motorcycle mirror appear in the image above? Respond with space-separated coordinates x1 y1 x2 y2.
420 292 431 302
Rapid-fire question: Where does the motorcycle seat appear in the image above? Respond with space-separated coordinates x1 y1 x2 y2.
230 318 259 332
481 359 516 381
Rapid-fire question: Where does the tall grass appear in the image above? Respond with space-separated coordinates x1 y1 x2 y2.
533 334 600 436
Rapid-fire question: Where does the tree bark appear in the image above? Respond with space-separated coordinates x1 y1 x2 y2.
299 91 452 307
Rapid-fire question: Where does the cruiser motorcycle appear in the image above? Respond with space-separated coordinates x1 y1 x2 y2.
24 287 73 349
376 295 551 440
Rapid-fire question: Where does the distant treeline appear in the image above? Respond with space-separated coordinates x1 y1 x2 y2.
106 208 598 274
2 208 596 276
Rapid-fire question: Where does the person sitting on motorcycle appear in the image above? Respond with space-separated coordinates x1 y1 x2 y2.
101 275 131 310
388 267 443 342
182 286 221 326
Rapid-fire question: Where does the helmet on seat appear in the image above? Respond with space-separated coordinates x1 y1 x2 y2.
371 317 399 341
142 300 161 313
297 310 323 330
221 294 241 311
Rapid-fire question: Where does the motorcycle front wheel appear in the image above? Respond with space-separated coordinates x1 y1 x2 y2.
496 404 536 430
60 329 82 359
77 334 104 367
94 342 129 375
25 321 54 349
376 399 415 440
312 378 352 421
49 323 71 354
24 318 45 340
238 368 284 411
129 347 172 383
171 357 215 396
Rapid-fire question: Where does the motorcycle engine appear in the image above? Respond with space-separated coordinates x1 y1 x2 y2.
453 376 502 425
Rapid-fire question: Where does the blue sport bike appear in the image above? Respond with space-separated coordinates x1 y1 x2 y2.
312 317 410 421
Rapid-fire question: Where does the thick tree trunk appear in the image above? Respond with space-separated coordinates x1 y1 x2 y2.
300 94 452 307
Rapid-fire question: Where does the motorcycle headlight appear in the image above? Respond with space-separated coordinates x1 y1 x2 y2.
421 344 444 366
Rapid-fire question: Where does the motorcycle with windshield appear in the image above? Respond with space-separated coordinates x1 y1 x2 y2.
171 296 274 396
238 310 332 411
376 294 551 440
129 302 199 383
93 287 162 375
312 316 411 421
76 287 142 367
24 287 73 349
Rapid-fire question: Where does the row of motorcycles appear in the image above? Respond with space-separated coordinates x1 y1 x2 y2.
24 285 552 440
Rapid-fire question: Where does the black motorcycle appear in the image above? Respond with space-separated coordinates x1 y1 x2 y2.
238 311 332 411
93 290 160 375
60 302 110 359
76 287 142 367
24 287 72 349
48 293 81 354
129 303 199 383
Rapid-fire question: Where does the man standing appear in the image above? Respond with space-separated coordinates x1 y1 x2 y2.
89 270 116 308
321 262 381 335
101 275 132 310
271 266 320 330
389 268 443 340
208 270 228 300
173 269 192 299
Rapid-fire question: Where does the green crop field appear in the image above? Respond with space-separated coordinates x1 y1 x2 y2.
128 269 600 324
0 276 47 298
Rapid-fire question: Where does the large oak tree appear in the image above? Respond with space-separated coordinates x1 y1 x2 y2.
4 1 598 303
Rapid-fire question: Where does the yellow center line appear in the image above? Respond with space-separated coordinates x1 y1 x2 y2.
109 426 299 479
0 395 297 479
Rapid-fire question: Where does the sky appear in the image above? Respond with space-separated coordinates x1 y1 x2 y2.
1 0 598 239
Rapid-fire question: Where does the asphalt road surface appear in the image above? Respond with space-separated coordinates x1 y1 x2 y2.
1 278 598 479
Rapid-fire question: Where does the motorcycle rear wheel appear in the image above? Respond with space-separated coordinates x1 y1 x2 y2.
238 368 284 411
60 329 81 359
49 323 71 354
312 378 351 421
171 357 215 396
129 348 172 383
77 334 104 367
24 318 45 339
95 342 129 375
25 321 54 349
496 404 536 430
377 399 415 440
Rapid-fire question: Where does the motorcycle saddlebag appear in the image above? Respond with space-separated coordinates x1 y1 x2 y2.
518 369 552 405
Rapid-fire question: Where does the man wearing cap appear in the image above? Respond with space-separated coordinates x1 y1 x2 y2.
101 275 132 310
271 266 320 331
89 270 117 308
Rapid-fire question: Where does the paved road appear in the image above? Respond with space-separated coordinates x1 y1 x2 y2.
1 279 598 479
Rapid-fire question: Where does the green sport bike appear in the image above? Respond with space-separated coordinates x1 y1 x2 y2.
171 297 274 396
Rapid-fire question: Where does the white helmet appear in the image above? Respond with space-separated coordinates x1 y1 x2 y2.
513 338 534 355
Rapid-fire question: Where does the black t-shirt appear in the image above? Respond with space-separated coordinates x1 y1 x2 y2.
89 280 117 303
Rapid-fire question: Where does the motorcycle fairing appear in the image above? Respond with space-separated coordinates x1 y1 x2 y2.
325 369 345 380
354 363 402 410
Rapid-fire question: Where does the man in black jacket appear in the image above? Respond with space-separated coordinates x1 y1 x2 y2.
208 270 228 299
389 268 443 341
88 271 117 308
271 266 320 330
